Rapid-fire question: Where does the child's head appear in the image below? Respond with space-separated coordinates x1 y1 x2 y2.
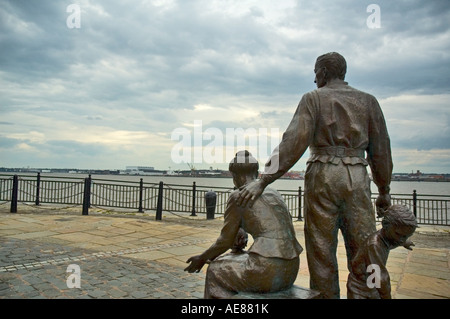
381 205 417 246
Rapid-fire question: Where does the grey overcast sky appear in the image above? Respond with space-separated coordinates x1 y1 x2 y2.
1 0 449 173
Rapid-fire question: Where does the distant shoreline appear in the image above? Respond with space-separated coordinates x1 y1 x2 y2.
392 178 450 183
2 170 450 183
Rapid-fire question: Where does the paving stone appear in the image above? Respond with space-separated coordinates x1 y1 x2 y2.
191 291 204 299
42 288 63 298
130 290 148 298
88 289 107 298
108 288 128 298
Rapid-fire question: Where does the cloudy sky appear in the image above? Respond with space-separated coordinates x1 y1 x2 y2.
1 0 449 173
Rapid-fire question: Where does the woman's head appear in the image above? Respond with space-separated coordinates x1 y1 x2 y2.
229 151 259 187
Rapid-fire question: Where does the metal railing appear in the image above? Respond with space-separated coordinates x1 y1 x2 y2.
0 174 449 225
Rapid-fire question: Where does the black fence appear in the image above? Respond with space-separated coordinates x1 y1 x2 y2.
0 174 449 226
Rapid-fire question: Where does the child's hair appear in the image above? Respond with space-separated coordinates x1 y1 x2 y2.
229 150 259 178
382 205 418 232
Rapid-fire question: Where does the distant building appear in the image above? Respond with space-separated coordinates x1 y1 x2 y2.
126 166 155 171
120 166 164 176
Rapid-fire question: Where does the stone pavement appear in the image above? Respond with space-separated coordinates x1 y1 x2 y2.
0 203 449 299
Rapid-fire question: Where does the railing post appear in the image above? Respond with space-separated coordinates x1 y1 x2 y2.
88 175 92 208
205 190 217 220
297 186 303 221
35 172 41 206
413 189 417 218
156 181 163 220
82 177 91 215
10 174 18 213
191 181 197 216
138 178 144 213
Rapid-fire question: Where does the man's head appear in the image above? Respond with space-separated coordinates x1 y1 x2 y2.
229 150 259 188
381 205 417 247
314 52 347 88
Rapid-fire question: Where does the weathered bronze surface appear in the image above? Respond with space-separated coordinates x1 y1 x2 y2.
237 52 393 298
184 151 303 299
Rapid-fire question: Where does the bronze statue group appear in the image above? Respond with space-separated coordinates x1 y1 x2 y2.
184 53 417 299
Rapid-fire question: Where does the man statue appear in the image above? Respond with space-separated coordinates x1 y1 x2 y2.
237 52 393 299
184 151 303 299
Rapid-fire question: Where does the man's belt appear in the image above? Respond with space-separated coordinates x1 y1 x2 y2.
310 146 365 158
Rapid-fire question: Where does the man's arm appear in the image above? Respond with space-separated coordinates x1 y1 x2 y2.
237 92 316 207
367 97 393 216
261 92 316 184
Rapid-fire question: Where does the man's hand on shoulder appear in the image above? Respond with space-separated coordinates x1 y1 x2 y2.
237 179 266 208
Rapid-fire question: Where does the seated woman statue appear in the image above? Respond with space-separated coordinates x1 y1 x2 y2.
184 150 303 299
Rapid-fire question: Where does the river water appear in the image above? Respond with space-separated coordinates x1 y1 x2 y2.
33 173 450 196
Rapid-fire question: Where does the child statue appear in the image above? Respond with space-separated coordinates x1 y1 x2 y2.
347 205 417 299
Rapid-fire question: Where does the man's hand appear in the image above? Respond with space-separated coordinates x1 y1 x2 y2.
376 193 391 218
184 255 207 273
237 180 265 208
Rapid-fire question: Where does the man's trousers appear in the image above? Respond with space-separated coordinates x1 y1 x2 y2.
304 161 376 299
